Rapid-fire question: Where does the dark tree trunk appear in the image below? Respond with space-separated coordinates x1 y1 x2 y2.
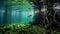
43 0 55 34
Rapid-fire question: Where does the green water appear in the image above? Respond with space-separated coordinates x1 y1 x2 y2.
0 0 34 25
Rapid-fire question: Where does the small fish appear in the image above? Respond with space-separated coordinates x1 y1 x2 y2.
28 14 32 17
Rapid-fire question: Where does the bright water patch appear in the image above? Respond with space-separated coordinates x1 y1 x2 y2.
0 0 34 25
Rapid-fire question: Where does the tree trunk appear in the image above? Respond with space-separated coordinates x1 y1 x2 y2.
43 0 55 34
